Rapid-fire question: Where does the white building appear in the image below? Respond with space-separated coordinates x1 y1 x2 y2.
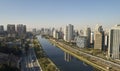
108 25 120 59
64 26 68 41
64 24 74 42
90 32 94 44
76 36 87 48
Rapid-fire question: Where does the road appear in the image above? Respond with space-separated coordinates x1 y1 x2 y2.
21 47 42 71
50 38 120 70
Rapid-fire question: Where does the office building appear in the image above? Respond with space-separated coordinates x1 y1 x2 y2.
0 25 6 37
94 24 104 50
7 24 16 37
84 27 91 47
17 24 26 37
64 24 74 42
68 24 74 42
76 36 87 48
90 32 94 44
32 28 36 35
108 25 120 59
64 26 68 41
53 29 57 39
0 25 4 32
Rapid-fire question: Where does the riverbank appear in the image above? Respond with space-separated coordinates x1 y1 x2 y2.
48 39 106 71
33 37 60 71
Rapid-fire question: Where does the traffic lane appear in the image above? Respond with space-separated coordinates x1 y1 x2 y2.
31 47 42 71
59 42 120 68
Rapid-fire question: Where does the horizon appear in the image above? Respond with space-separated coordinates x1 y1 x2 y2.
0 0 120 31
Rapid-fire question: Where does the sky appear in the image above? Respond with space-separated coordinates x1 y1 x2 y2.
0 0 120 31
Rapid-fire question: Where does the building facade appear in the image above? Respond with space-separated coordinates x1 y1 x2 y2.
0 25 4 32
108 25 120 59
84 27 91 47
64 24 74 42
94 24 104 50
76 36 87 48
90 32 94 44
64 26 68 41
7 24 16 37
17 24 26 37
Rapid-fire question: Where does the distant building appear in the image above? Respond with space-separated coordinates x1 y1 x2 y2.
53 29 57 39
0 25 4 32
44 28 51 35
76 36 87 48
0 25 5 36
64 24 74 42
7 24 16 37
68 24 74 42
59 27 64 39
17 24 26 37
94 24 104 50
90 32 94 44
64 26 68 41
108 25 120 59
32 28 36 35
104 31 109 51
84 27 91 47
40 28 44 35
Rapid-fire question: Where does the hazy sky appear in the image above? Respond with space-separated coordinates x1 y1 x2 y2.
0 0 120 31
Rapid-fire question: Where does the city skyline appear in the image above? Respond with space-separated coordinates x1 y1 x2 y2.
0 0 120 30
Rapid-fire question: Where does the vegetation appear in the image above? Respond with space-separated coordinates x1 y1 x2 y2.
33 38 59 71
0 43 22 57
0 64 20 71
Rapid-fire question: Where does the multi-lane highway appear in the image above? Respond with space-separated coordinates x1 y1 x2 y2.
21 47 42 71
50 38 120 71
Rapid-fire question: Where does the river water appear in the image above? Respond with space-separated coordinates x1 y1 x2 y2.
37 36 99 71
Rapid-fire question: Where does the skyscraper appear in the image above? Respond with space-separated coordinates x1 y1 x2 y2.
90 32 94 44
64 26 68 41
108 25 120 59
0 25 4 32
64 24 74 42
68 24 74 42
7 24 16 37
94 24 104 50
17 24 26 37
84 27 91 47
32 28 36 35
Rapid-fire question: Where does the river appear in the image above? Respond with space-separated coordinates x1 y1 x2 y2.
37 36 99 71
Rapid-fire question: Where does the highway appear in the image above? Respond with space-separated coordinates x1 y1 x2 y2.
21 47 42 71
50 38 120 71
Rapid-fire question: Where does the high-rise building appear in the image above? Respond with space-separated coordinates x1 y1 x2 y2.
0 25 4 32
90 32 94 44
64 26 68 41
104 30 109 51
68 24 74 42
17 24 26 37
53 29 57 38
108 25 120 59
94 24 104 50
84 27 91 47
7 24 16 37
32 28 36 35
76 36 87 48
64 24 74 42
